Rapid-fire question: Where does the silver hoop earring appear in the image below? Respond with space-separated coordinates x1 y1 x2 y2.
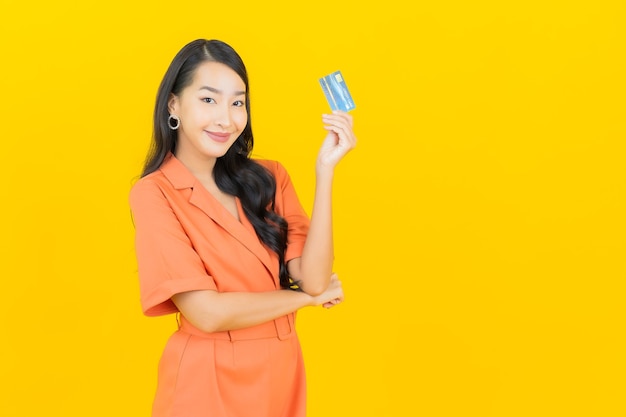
168 114 180 130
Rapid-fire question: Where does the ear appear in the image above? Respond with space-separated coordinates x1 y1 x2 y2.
167 93 179 115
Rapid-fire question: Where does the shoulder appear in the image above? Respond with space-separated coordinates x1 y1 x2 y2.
253 158 289 180
129 170 172 207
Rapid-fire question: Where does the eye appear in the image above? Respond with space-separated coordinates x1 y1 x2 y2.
233 100 245 107
201 97 215 104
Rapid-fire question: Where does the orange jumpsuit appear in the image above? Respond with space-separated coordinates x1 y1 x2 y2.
129 153 310 417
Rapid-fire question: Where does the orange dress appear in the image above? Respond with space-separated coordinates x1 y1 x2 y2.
129 154 310 417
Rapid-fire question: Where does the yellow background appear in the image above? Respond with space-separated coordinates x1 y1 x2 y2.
1 0 625 416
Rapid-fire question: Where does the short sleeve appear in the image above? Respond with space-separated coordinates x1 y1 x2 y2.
129 178 217 316
266 161 310 262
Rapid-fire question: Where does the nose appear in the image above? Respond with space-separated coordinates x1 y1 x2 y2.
214 103 233 128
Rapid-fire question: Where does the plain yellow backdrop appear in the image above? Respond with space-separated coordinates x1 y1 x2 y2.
1 0 625 416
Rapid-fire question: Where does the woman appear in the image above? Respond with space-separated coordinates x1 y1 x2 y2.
129 39 356 417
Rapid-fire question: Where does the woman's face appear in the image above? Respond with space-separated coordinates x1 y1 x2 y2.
169 61 248 165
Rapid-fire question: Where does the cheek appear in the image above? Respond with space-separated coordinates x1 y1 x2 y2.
179 102 203 124
235 111 249 130
191 104 209 121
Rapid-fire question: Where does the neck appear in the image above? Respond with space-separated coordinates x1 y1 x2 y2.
174 150 216 182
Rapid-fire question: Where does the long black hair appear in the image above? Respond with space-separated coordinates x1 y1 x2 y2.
141 39 293 290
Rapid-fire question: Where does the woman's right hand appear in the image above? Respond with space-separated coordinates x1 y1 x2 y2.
310 273 344 308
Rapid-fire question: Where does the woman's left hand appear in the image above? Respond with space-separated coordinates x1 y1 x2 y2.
318 111 357 171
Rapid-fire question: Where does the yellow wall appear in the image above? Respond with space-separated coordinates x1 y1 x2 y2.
1 1 625 416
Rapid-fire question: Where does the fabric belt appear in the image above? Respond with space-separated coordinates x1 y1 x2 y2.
178 313 295 341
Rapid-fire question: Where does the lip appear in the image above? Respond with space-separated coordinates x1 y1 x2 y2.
205 131 231 143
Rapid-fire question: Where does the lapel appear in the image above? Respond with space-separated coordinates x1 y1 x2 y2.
160 154 278 282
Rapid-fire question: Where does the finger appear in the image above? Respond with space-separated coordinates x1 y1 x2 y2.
327 111 353 128
323 114 352 130
322 298 342 309
322 116 356 140
333 111 354 128
323 124 356 143
323 128 357 151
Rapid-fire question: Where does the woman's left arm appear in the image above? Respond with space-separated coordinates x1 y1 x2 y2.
288 111 357 296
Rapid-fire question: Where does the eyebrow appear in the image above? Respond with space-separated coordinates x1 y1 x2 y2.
199 86 246 96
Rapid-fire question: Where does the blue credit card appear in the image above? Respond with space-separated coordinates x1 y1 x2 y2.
319 70 356 112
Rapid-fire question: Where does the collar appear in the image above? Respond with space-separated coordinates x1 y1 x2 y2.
159 152 197 190
157 152 280 285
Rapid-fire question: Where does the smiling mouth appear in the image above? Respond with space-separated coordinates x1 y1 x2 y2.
205 131 231 143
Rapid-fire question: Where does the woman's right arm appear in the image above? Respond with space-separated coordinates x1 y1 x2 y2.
171 275 343 334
